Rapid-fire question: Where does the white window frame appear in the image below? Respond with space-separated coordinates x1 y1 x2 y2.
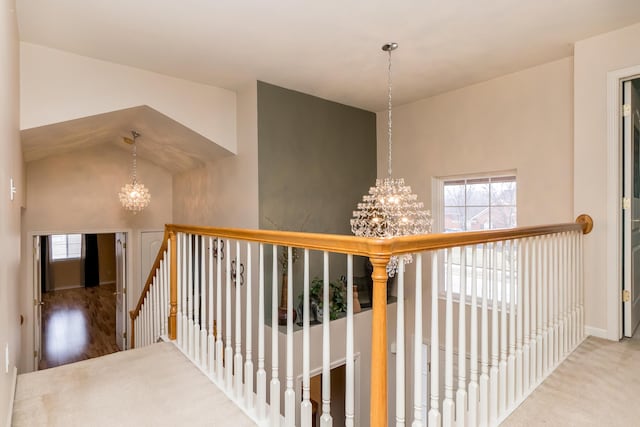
50 234 82 261
432 171 517 303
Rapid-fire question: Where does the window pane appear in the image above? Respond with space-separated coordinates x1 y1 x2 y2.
444 207 465 232
67 234 82 258
466 206 489 231
444 183 465 207
466 181 490 206
50 235 67 260
490 206 517 229
491 179 516 206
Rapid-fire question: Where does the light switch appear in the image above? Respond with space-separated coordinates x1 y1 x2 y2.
10 178 16 201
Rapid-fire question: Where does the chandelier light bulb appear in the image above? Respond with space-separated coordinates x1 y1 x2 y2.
351 43 432 276
119 131 151 214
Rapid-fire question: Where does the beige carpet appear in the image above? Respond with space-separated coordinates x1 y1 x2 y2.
503 336 640 426
12 342 256 427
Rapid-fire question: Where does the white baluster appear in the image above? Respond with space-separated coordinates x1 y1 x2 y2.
579 232 585 341
245 242 254 410
216 238 223 381
396 258 405 427
571 232 578 348
530 237 538 386
271 245 281 426
516 238 524 401
285 246 295 427
320 251 332 427
188 234 195 358
552 235 559 366
346 254 355 427
468 246 479 427
165 247 170 337
194 236 200 364
522 238 530 394
208 237 215 376
490 243 499 425
225 239 233 391
480 243 489 427
536 237 543 381
443 248 454 427
456 247 467 427
301 249 312 427
499 242 508 416
412 254 424 427
201 236 208 369
177 234 183 347
257 244 267 420
182 233 189 352
160 259 165 337
541 236 549 375
508 241 516 408
428 250 441 427
234 241 243 400
564 233 570 354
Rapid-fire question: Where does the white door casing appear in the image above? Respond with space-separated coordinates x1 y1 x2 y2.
115 233 127 350
33 236 42 370
623 80 640 337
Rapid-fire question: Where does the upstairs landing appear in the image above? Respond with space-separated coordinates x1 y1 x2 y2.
12 342 256 427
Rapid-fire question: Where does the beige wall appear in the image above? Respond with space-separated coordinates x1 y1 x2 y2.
378 56 574 227
21 144 172 372
574 22 640 339
0 0 23 422
49 259 81 290
20 43 237 153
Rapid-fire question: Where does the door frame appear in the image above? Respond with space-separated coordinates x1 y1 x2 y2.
27 227 132 371
606 65 640 340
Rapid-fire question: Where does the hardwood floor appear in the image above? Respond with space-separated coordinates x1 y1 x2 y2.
39 283 120 370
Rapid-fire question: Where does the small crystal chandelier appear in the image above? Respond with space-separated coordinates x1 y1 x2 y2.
119 130 151 214
351 43 432 276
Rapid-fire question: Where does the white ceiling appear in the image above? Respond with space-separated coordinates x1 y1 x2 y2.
17 0 640 112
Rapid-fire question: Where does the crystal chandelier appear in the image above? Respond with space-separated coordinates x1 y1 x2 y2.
351 43 432 276
119 130 151 214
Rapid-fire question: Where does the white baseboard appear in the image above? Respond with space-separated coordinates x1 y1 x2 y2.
585 325 609 339
100 281 116 286
6 366 17 427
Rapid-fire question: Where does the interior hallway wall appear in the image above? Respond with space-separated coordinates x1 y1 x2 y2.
0 0 24 422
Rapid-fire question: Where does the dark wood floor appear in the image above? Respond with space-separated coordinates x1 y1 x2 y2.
39 283 120 370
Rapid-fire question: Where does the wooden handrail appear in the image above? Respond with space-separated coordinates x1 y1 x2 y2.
166 215 592 259
129 229 170 348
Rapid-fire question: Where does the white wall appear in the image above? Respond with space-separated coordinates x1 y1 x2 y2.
574 22 640 339
173 82 259 228
20 144 172 372
0 0 23 423
20 43 238 153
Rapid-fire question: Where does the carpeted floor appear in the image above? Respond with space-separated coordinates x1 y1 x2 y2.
503 336 640 426
12 342 256 427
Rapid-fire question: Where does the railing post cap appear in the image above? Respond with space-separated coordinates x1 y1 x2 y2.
576 214 593 234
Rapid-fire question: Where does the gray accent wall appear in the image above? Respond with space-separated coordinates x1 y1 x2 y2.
257 81 377 236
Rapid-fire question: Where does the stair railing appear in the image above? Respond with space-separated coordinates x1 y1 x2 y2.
130 215 592 427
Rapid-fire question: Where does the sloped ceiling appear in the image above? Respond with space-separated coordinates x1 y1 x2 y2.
21 106 232 174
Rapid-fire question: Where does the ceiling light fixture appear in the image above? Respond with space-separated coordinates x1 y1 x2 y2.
351 43 432 276
119 130 151 214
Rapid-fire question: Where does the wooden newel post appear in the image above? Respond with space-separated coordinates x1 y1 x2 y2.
169 231 178 340
370 256 390 427
129 311 136 349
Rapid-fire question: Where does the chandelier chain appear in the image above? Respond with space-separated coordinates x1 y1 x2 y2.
132 140 137 183
387 48 393 178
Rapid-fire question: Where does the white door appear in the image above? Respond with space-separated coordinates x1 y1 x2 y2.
33 236 42 370
623 80 640 337
141 231 164 287
115 233 127 350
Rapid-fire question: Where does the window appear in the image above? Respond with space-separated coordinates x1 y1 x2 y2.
434 172 517 301
50 234 82 261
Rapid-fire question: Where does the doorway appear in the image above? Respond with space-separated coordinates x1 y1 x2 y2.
622 78 640 338
33 232 128 369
